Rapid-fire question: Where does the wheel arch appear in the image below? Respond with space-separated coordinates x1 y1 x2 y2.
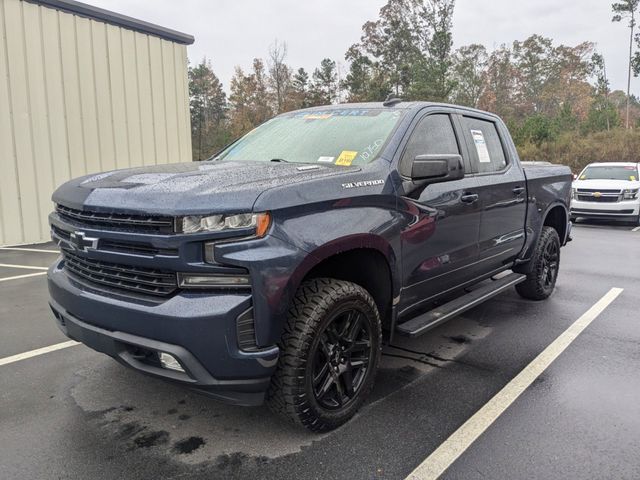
289 234 399 331
515 201 568 274
542 203 569 244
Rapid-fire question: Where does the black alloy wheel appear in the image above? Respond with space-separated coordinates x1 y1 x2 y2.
541 239 559 289
516 226 561 300
267 278 382 432
311 308 373 410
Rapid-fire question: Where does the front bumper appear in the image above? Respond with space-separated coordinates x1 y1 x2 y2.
48 262 279 406
570 199 640 221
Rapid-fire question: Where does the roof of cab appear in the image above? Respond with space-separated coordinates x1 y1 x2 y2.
291 101 500 118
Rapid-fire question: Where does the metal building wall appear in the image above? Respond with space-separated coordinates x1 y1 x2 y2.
0 0 192 246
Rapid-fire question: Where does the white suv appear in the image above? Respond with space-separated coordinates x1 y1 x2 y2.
571 162 640 224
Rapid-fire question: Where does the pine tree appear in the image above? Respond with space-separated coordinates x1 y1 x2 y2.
188 58 230 160
292 68 310 108
309 59 338 106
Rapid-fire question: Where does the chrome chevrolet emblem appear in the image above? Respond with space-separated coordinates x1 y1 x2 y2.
69 231 98 252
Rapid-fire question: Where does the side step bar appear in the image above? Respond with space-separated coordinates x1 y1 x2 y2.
395 272 526 338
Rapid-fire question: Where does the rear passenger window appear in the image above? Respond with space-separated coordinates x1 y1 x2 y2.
400 114 459 177
462 117 507 174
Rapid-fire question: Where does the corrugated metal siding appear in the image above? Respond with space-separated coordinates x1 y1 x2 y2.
0 0 192 245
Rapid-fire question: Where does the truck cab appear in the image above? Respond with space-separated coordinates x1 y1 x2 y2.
48 101 572 431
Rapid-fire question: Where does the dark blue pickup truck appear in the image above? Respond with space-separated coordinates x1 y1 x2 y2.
48 101 572 431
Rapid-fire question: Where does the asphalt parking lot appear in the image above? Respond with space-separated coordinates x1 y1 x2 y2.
1 221 639 480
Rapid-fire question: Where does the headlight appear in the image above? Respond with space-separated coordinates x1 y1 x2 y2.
623 189 639 200
571 188 577 199
180 212 271 235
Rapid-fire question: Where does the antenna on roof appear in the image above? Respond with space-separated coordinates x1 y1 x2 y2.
383 94 402 107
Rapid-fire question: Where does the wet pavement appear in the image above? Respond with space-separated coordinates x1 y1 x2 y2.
0 220 638 479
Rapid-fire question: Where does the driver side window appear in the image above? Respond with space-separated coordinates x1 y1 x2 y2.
400 114 460 177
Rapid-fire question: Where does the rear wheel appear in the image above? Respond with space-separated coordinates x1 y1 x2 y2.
267 278 381 432
516 226 561 301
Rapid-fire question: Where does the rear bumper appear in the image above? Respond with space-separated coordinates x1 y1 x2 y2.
48 262 279 406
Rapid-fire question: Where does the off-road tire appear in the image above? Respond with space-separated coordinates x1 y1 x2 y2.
516 226 561 301
266 278 382 432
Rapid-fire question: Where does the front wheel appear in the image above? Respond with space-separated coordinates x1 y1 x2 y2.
267 278 381 432
516 226 561 300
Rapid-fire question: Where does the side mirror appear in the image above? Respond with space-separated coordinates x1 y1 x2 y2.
411 154 464 183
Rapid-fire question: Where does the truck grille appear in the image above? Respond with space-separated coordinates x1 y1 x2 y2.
56 205 175 234
576 189 621 203
576 195 619 203
51 224 178 256
62 250 178 296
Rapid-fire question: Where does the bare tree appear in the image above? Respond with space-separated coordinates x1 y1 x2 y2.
612 0 640 129
268 39 292 113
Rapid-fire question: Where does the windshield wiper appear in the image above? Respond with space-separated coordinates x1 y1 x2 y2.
270 158 290 163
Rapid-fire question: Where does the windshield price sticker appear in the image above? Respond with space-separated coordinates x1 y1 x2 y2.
471 129 491 163
317 156 335 163
335 151 358 166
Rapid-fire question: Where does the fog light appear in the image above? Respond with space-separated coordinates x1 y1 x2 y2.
178 273 251 289
158 352 184 372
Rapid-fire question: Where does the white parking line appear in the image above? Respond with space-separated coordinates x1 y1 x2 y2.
632 226 640 232
0 341 80 367
0 263 49 271
0 271 48 283
0 247 59 254
406 287 624 480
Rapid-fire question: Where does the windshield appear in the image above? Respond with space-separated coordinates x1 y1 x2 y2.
579 165 639 181
216 108 404 166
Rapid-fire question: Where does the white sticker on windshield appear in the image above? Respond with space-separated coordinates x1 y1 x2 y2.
317 156 335 163
471 129 491 163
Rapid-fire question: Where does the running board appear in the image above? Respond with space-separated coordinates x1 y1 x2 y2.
395 273 526 338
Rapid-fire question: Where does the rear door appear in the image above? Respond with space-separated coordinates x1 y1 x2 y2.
457 114 527 271
397 109 481 316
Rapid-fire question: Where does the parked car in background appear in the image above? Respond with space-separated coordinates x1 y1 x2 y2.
571 162 640 225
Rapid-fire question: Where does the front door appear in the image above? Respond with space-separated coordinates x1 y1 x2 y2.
397 111 482 317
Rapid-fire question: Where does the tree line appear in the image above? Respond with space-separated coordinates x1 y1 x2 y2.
189 0 640 172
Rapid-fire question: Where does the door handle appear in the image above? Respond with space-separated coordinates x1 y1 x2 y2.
461 193 479 204
513 186 525 195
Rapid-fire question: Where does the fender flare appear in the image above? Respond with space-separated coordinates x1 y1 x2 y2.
541 201 570 243
287 233 401 301
516 201 569 274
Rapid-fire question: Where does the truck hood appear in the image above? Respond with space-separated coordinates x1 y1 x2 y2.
52 161 360 215
572 179 640 191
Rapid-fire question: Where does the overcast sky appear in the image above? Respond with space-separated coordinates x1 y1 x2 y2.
90 0 638 95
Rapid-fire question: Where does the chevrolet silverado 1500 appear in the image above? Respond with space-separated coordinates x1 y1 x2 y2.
48 101 572 431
